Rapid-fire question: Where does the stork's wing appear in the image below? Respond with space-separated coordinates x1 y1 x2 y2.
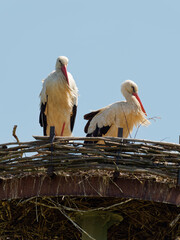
84 109 111 144
86 125 110 137
84 110 101 133
39 102 47 136
70 105 77 132
39 78 48 136
84 107 113 137
68 72 78 133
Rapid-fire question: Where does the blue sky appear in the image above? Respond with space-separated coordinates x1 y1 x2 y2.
0 0 180 144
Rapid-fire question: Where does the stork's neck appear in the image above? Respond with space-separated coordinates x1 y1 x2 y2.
56 67 61 72
56 68 65 78
124 92 139 108
123 91 132 102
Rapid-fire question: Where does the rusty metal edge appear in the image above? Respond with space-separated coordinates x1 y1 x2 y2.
0 175 179 205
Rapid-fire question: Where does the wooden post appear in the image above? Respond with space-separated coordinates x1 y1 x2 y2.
118 128 123 138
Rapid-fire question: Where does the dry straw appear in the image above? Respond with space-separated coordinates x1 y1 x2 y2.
0 128 179 239
0 135 179 183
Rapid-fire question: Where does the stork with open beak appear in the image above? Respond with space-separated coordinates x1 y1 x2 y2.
39 56 78 136
84 80 150 141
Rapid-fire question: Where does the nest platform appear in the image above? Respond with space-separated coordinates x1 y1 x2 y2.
0 136 179 239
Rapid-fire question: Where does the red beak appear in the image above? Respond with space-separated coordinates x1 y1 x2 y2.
61 65 69 85
133 92 147 116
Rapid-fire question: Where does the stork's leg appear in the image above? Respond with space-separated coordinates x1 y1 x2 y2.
60 122 66 136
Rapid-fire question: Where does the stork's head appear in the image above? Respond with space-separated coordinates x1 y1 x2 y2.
121 80 147 115
56 56 69 85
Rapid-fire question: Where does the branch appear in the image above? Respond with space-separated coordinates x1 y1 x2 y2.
12 125 20 144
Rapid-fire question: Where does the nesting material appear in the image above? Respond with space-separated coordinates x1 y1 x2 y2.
0 197 179 240
0 136 179 183
0 136 179 239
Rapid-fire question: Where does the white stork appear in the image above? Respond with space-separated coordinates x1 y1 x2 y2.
84 80 150 141
39 56 78 136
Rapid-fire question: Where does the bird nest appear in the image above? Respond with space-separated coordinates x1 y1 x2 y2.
0 136 179 183
0 136 180 239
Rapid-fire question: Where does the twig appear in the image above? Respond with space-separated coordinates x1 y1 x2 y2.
12 125 20 144
169 213 180 227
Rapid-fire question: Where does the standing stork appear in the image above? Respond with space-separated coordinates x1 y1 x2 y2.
39 56 78 136
84 80 150 141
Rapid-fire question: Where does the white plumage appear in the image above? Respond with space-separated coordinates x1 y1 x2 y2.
39 56 78 136
84 80 150 140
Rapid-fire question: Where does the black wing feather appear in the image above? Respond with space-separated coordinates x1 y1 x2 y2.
84 110 111 144
39 102 47 136
90 124 110 137
84 124 111 144
70 105 77 132
84 110 100 133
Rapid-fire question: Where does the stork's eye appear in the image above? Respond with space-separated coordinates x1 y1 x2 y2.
59 59 62 64
131 86 135 92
